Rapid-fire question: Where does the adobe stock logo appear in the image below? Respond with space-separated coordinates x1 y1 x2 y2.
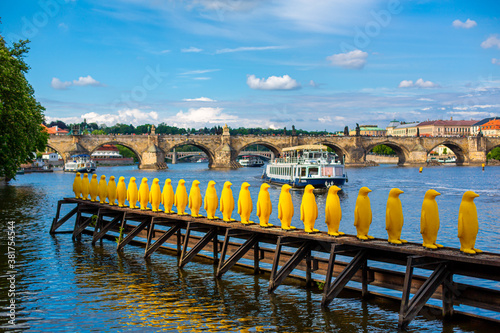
7 0 74 41
340 0 403 53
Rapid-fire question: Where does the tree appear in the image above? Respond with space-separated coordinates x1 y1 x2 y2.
0 35 48 180
371 145 395 156
487 147 500 161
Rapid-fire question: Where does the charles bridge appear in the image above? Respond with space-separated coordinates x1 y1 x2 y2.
47 128 500 169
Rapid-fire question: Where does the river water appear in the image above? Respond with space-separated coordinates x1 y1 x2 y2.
1 163 499 332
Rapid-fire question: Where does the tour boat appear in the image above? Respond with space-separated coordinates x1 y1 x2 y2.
238 156 264 167
64 154 97 173
262 145 347 189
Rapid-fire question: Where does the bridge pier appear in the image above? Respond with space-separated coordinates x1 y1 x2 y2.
171 149 177 164
139 144 167 170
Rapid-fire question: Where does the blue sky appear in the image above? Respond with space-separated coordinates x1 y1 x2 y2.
1 0 499 131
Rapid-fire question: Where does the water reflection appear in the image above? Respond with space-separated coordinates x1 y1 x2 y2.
1 164 499 331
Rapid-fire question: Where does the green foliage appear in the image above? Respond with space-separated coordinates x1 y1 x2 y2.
316 281 325 290
91 129 106 135
487 147 500 160
0 35 48 180
115 144 138 162
442 148 448 155
371 144 395 156
115 226 124 244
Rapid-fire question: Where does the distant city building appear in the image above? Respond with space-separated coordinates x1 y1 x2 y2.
91 144 124 159
349 125 386 136
42 124 69 135
417 119 477 137
479 119 500 137
386 120 419 136
472 117 499 136
41 152 61 162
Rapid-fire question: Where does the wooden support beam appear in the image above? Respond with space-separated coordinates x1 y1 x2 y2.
179 224 217 268
399 261 450 329
321 247 367 307
442 273 454 318
268 237 313 293
92 212 126 245
217 231 259 278
144 223 181 258
116 217 152 251
50 203 78 234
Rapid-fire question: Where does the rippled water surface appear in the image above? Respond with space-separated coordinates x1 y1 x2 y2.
1 163 499 332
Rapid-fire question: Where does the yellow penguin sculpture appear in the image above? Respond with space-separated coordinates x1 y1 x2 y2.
116 176 127 207
188 180 203 217
386 188 407 245
458 191 482 254
256 183 273 227
127 177 138 209
174 179 188 215
161 179 175 213
325 185 344 236
220 181 236 222
237 182 254 224
354 187 374 240
81 173 90 200
149 178 162 212
420 189 443 249
73 172 82 199
107 176 117 206
278 184 295 230
98 175 108 204
204 180 219 219
138 177 150 210
301 185 319 233
89 174 99 202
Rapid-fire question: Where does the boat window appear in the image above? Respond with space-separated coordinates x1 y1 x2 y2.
309 167 319 176
300 168 306 177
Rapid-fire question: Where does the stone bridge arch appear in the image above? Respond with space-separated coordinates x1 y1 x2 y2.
313 141 349 163
166 140 216 168
45 144 68 163
365 140 412 166
234 140 281 160
89 141 143 165
427 141 468 165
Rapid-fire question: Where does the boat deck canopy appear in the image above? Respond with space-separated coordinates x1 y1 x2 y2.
282 145 327 152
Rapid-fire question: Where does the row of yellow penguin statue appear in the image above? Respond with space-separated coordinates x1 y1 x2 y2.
72 173 482 255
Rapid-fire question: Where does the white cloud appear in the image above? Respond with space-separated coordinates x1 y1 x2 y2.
326 50 368 69
493 58 500 65
481 35 500 49
181 46 203 53
452 19 477 29
398 80 414 88
51 75 102 90
216 46 286 54
417 98 434 102
448 111 497 118
180 69 220 75
247 74 301 90
398 78 439 88
193 77 211 80
309 80 319 88
318 116 345 123
51 77 72 90
72 75 102 86
415 78 439 88
45 109 159 126
171 107 238 127
183 97 216 102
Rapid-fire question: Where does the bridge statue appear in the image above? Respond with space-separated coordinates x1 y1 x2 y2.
344 126 349 136
355 123 360 136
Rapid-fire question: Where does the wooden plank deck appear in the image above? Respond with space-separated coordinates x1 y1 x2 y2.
51 198 500 329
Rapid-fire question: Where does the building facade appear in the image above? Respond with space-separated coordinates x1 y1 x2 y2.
480 119 500 137
417 119 477 137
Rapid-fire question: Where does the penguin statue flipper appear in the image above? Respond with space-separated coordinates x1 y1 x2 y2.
278 202 282 220
237 198 242 215
420 211 426 235
354 206 359 226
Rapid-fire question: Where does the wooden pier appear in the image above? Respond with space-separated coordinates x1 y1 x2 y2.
51 198 500 329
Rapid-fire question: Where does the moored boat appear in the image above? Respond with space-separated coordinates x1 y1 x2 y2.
262 145 347 189
238 156 264 167
64 154 97 173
